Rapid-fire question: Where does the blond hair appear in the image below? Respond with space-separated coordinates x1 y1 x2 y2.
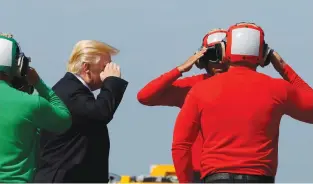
67 40 119 74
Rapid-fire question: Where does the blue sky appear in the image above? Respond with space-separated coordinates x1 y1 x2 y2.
1 0 313 182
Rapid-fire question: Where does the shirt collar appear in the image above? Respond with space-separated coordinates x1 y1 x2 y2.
74 74 92 92
228 66 257 72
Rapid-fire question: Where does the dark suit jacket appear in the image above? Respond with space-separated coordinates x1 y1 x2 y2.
34 72 128 183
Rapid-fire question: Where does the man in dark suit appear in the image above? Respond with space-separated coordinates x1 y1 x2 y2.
34 40 128 183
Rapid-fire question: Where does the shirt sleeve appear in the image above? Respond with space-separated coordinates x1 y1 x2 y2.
33 78 72 133
171 91 201 183
285 82 313 123
137 68 183 107
280 64 312 90
137 67 208 107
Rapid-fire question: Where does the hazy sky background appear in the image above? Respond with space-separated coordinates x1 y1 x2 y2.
1 0 313 182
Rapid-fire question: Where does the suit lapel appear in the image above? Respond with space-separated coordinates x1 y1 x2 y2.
63 72 95 99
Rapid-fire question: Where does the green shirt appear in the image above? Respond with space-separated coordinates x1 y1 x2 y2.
0 79 71 183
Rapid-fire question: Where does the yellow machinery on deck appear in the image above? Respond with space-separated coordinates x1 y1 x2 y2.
109 165 178 183
149 165 176 177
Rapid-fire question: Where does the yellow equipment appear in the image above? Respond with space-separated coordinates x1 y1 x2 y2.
149 165 176 177
111 165 178 183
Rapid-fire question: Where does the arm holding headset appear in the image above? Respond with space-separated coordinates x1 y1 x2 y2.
12 46 71 133
137 48 209 107
28 67 72 133
269 51 311 90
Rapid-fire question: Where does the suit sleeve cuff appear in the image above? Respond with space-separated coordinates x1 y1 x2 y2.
101 76 128 92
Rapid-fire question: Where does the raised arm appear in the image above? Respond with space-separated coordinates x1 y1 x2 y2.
271 51 311 90
33 78 71 133
137 49 208 107
69 76 128 124
270 51 313 123
172 91 201 183
137 68 183 106
285 82 313 123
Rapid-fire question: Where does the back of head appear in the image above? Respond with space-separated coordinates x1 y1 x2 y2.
67 40 119 74
0 33 34 93
215 22 269 68
0 33 20 80
196 28 228 71
201 28 227 48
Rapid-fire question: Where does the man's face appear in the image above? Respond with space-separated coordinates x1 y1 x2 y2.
201 46 228 75
88 53 111 90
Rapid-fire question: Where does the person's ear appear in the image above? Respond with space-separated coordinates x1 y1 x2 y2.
82 62 90 74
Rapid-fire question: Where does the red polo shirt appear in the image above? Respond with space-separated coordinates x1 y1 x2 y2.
172 65 313 183
137 68 209 171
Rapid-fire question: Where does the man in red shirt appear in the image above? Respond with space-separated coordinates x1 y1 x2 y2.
137 29 228 182
172 22 313 183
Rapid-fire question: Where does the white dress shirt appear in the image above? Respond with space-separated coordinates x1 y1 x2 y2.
74 74 92 93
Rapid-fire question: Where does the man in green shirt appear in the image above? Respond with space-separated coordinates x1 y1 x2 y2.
0 34 72 182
